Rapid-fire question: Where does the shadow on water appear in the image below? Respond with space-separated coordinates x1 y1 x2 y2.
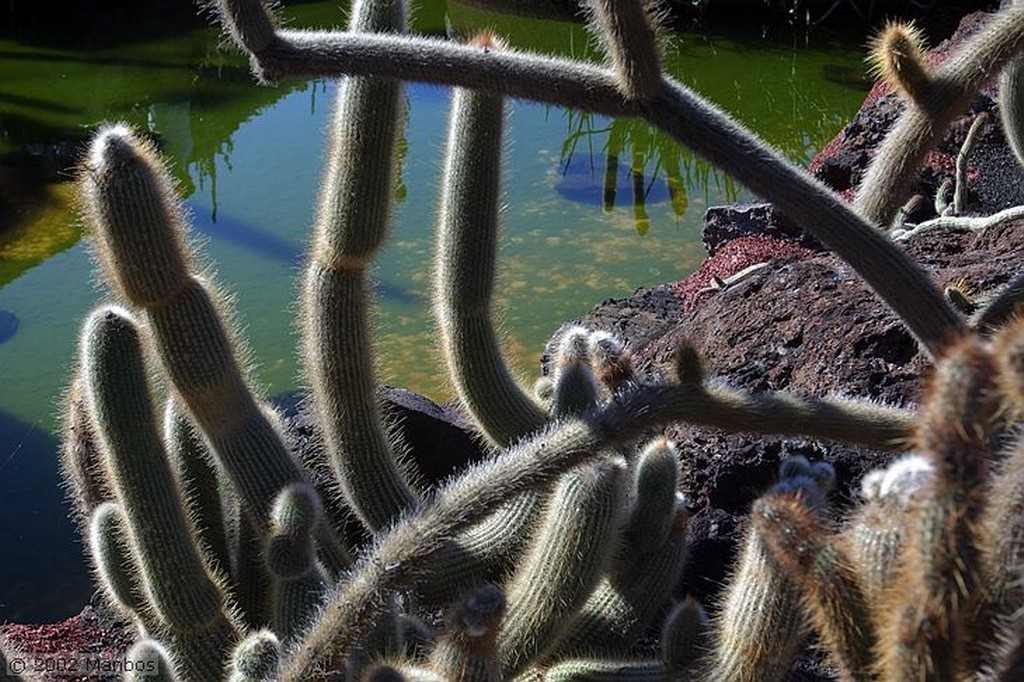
0 411 92 623
190 208 423 305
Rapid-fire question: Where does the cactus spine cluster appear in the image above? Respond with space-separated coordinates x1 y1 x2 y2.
57 0 1024 679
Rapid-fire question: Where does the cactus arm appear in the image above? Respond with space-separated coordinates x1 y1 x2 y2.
300 0 420 533
754 489 876 682
164 400 232 579
80 307 240 680
498 459 626 675
88 502 149 619
78 125 326 537
434 73 548 447
586 0 662 101
265 484 329 643
216 6 964 357
855 6 1024 226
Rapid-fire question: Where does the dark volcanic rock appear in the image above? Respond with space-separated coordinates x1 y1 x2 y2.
558 218 1023 678
701 202 820 255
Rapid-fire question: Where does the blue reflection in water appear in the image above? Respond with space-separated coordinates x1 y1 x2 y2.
0 310 19 345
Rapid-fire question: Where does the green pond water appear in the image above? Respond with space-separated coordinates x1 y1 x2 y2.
0 1 871 621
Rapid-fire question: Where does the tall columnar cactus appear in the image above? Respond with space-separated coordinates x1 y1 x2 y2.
299 0 420 534
59 0 1024 679
78 125 317 537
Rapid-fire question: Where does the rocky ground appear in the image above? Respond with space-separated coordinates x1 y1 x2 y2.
4 8 1022 682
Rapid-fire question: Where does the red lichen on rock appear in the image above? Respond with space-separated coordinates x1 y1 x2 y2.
1 607 134 681
671 234 817 310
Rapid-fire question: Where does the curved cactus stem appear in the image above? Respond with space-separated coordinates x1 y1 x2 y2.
278 363 910 678
855 5 1024 226
299 0 420 533
217 9 965 357
434 77 547 448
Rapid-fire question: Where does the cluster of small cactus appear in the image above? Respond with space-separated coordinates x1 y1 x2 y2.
51 0 1024 680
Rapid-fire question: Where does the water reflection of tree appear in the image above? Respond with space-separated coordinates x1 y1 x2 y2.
559 111 739 235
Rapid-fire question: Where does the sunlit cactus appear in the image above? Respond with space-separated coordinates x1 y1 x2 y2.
57 0 1024 679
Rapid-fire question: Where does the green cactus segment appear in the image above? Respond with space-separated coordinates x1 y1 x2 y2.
80 125 312 533
89 501 146 616
266 484 328 642
434 82 547 447
78 124 190 307
882 336 999 681
660 598 709 671
80 307 239 679
754 489 875 681
146 277 305 522
217 0 278 54
430 583 506 682
538 657 671 681
551 327 603 417
235 511 272 630
704 464 827 682
418 494 538 605
855 6 1024 227
587 0 662 100
561 506 688 652
165 400 231 578
125 640 180 682
499 459 626 675
300 0 418 534
60 374 111 540
228 630 281 682
302 266 418 532
625 438 680 557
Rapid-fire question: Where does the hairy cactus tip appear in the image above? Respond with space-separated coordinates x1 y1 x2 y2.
78 123 191 308
867 20 931 104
